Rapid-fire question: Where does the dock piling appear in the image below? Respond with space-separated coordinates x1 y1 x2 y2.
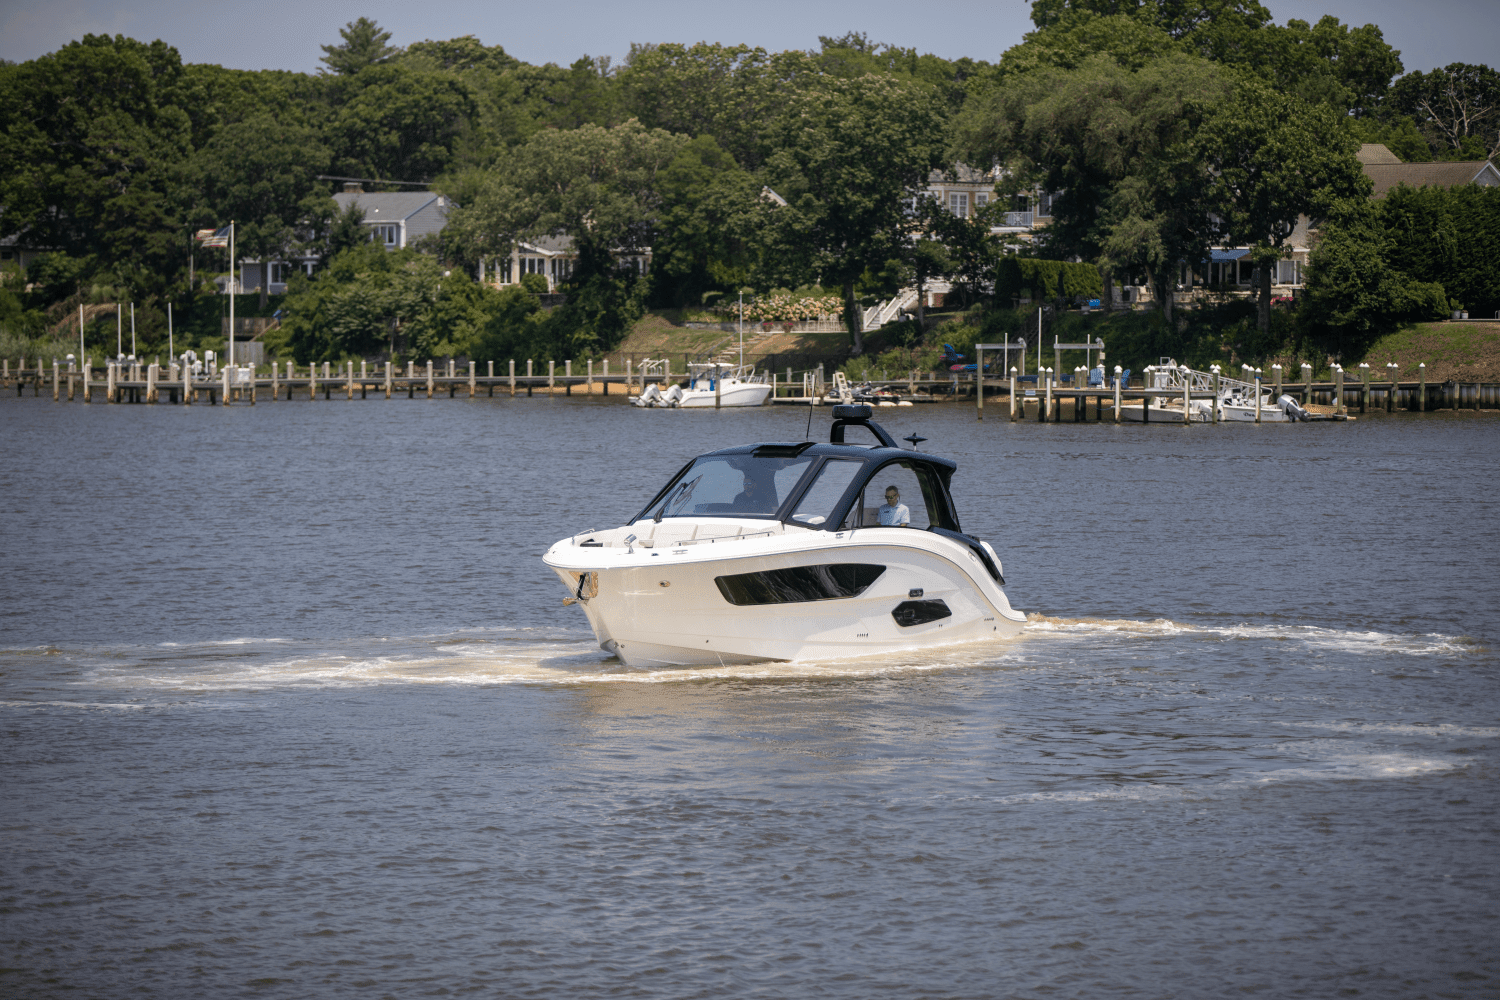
1114 366 1122 423
426 360 434 399
1009 368 1017 421
1418 363 1425 411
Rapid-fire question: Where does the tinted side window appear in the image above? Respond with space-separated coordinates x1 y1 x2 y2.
789 459 861 526
856 462 939 529
715 564 886 605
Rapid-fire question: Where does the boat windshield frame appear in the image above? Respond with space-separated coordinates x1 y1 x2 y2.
631 444 962 533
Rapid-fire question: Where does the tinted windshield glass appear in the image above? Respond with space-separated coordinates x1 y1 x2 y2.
641 455 813 520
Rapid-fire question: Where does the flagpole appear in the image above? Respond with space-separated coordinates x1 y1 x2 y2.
130 302 136 357
229 221 235 369
79 303 84 361
168 302 173 360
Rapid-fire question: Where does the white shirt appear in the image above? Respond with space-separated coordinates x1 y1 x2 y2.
877 502 910 526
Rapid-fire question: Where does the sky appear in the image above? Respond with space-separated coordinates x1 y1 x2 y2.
0 0 1494 76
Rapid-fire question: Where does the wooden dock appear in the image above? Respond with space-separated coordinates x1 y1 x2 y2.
4 358 1497 415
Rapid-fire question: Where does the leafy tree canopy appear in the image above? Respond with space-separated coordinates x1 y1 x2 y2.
756 75 946 352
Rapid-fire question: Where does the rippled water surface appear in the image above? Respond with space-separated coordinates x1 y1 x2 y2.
2 394 1497 998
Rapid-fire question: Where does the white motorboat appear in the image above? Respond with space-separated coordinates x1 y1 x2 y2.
544 405 1027 666
1119 362 1310 422
633 362 773 408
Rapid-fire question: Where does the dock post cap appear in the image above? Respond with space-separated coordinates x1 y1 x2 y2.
1114 365 1122 373
1419 362 1426 368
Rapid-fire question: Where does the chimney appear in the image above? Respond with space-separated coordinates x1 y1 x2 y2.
343 181 364 194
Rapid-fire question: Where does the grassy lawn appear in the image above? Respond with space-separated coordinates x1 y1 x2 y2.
1356 321 1500 381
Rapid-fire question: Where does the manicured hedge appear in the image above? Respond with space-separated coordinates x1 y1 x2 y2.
993 257 1103 302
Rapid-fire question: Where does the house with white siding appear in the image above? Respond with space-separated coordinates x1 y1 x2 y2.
479 234 651 294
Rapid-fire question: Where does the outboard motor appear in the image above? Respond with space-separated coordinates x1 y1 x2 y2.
1278 393 1311 421
633 384 662 407
662 384 684 407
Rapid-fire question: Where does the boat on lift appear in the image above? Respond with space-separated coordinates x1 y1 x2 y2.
632 362 773 408
1118 361 1311 422
543 405 1026 666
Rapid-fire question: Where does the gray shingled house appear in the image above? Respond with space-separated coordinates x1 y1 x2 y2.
236 183 454 295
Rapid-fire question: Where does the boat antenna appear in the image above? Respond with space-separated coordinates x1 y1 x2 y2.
903 433 927 451
805 390 815 440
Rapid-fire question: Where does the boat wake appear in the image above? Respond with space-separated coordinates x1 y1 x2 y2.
6 611 1473 694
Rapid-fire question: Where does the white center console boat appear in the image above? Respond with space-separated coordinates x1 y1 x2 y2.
544 405 1026 666
633 362 773 408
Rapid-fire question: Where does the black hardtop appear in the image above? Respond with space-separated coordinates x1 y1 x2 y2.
702 440 958 475
703 407 956 474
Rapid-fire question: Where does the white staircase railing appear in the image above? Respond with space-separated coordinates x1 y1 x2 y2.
862 287 920 330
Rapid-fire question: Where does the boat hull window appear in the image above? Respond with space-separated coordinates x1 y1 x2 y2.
715 564 886 606
891 599 952 627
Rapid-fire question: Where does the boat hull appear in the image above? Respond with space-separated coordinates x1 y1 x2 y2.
544 529 1025 666
676 383 773 407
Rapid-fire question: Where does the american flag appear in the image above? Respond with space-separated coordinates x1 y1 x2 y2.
197 226 230 247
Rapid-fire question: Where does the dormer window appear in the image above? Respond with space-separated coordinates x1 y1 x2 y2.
371 224 398 247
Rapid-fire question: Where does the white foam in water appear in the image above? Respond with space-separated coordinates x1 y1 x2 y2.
1024 614 1477 657
65 612 1478 692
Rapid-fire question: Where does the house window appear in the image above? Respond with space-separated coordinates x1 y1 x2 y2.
1038 192 1054 217
501 259 513 283
268 262 289 284
949 192 969 217
1011 194 1029 212
371 224 398 246
975 193 989 211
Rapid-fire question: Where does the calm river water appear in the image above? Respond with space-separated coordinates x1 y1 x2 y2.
1 393 1496 999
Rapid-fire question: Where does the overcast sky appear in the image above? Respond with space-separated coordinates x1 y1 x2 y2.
1 0 1493 77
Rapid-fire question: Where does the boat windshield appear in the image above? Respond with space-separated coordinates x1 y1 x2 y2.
641 455 814 520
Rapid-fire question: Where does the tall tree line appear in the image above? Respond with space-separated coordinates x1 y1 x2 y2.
2 7 1495 361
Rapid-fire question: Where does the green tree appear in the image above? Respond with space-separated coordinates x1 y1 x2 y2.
956 51 1231 323
446 120 687 355
1196 84 1370 335
1389 63 1500 160
1299 201 1446 358
649 135 758 307
756 76 944 353
320 17 400 76
327 65 478 181
196 115 330 308
1380 184 1500 316
0 35 194 300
